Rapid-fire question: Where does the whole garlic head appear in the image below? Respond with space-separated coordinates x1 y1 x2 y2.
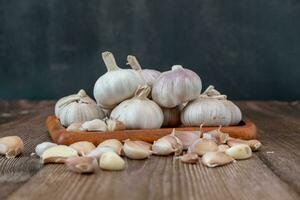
110 85 164 129
55 89 105 127
93 52 145 109
152 65 202 108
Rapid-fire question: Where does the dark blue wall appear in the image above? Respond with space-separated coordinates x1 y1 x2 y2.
0 0 299 100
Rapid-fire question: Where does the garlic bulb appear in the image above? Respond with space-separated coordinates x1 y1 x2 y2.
161 106 181 127
110 85 163 129
55 89 105 127
127 55 161 87
152 65 202 108
181 85 242 126
93 51 145 109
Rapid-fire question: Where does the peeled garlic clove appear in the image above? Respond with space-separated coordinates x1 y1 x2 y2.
161 106 181 127
106 119 126 131
227 138 262 151
0 136 24 158
218 144 230 152
179 153 199 164
173 130 201 150
202 151 234 167
80 119 107 132
41 145 78 164
66 123 82 132
35 142 58 157
69 141 96 156
99 151 125 171
86 146 116 159
65 157 98 174
152 133 183 156
188 139 218 156
225 144 252 160
123 139 152 160
202 127 229 144
97 139 122 155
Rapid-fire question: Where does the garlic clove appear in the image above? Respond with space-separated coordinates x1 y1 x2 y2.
217 144 230 152
97 139 122 155
123 139 152 160
152 132 183 156
86 146 116 159
0 136 24 158
106 119 126 131
202 126 229 144
80 119 107 132
188 139 218 156
99 151 125 171
227 138 262 151
202 151 234 167
173 130 201 150
69 141 96 156
65 157 98 174
35 142 58 157
41 145 78 164
66 123 82 132
225 144 252 160
179 153 199 164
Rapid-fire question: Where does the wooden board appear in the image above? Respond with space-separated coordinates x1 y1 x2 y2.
46 115 257 145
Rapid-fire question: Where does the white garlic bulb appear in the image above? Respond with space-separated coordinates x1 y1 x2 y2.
93 52 145 109
55 89 105 127
181 85 242 126
127 55 161 87
161 106 181 127
110 85 163 129
152 65 202 108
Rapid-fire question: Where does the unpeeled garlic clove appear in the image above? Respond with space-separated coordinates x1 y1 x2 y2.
65 157 98 174
0 136 24 158
202 126 229 144
97 139 122 155
227 138 262 151
179 153 199 164
188 139 218 156
86 146 116 159
202 151 234 167
225 144 252 160
106 119 126 131
152 132 183 156
123 139 152 160
69 141 96 156
41 145 78 164
99 151 125 171
217 144 230 152
66 123 82 132
80 119 107 132
35 142 58 157
173 129 201 150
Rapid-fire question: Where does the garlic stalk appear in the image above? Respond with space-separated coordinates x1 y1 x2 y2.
80 119 107 132
161 106 181 127
123 139 152 159
181 85 242 126
93 52 145 109
110 85 164 129
152 65 202 108
0 136 24 158
152 130 183 156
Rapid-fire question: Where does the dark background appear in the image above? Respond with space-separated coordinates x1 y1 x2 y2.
0 0 299 100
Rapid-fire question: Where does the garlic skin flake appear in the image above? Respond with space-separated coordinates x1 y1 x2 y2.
99 151 125 171
188 139 218 156
55 89 105 127
35 142 58 157
152 132 183 156
225 144 252 160
93 51 145 109
152 65 202 108
0 136 24 158
181 85 242 126
161 106 181 127
123 139 152 160
110 85 163 129
202 151 234 168
41 145 78 164
65 157 98 174
80 119 107 132
69 141 96 156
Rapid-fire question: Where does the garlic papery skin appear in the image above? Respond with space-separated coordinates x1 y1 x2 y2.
41 145 78 164
35 142 58 157
66 123 82 132
69 141 96 156
99 151 125 171
202 126 229 145
86 146 116 159
202 151 234 168
0 136 24 158
161 106 181 127
65 157 98 174
188 139 218 156
179 153 199 164
173 129 201 150
227 138 262 151
123 139 152 160
225 144 252 160
151 65 202 108
55 89 105 127
127 55 161 87
181 85 242 126
110 85 164 129
97 139 123 155
105 119 126 131
93 51 145 109
152 132 183 156
80 119 107 132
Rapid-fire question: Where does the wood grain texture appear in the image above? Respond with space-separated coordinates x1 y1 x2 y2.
0 101 299 200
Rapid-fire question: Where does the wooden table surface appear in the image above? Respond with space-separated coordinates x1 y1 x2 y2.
0 101 299 200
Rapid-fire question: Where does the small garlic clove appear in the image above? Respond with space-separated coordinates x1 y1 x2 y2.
65 157 98 174
80 119 107 132
97 139 123 155
152 132 183 156
173 130 201 150
35 142 58 157
41 145 78 164
66 123 82 132
179 153 199 164
227 138 262 151
86 146 116 159
99 151 125 171
202 126 229 144
0 136 24 158
188 139 218 156
202 151 235 167
106 119 126 131
69 141 96 156
225 144 252 160
123 139 152 160
218 144 230 152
